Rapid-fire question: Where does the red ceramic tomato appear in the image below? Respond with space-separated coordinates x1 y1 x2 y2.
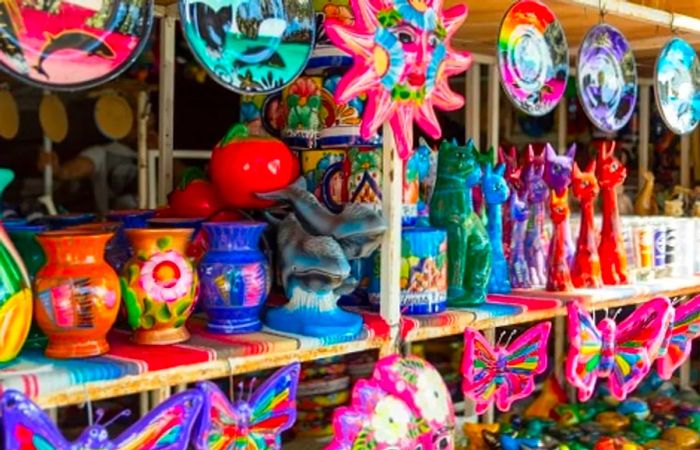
168 179 223 218
210 124 299 209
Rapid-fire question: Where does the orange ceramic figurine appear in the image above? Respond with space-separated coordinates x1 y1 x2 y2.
0 225 33 362
121 228 198 345
34 230 120 358
546 189 573 291
571 162 603 288
596 141 628 285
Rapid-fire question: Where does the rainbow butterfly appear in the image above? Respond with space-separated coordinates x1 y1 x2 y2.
194 362 300 450
1 389 203 450
657 294 700 380
462 322 551 414
566 298 673 402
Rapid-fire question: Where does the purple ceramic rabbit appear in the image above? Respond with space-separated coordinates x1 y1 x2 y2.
524 163 548 286
509 191 531 288
543 143 576 267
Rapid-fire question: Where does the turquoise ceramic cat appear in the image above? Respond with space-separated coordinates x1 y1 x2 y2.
429 139 491 306
482 163 511 294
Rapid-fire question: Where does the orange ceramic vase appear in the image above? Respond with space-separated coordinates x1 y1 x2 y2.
121 229 198 345
34 230 120 358
0 225 33 362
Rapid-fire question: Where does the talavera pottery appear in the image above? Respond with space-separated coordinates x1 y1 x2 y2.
148 217 206 260
34 230 120 358
198 222 270 334
0 223 32 362
0 0 153 90
300 148 347 213
178 0 315 95
577 23 638 132
121 228 198 345
654 38 700 135
497 0 569 116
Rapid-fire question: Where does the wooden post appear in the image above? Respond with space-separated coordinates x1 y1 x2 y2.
639 84 650 191
487 64 499 159
379 123 402 356
466 64 481 147
482 327 496 424
557 97 567 153
554 316 565 385
157 12 176 205
682 133 691 188
137 91 149 209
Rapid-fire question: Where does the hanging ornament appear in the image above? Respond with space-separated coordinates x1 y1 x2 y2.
497 0 569 116
654 37 700 135
324 0 472 160
577 24 638 132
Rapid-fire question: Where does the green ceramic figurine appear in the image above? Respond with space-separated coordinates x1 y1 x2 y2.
429 139 491 306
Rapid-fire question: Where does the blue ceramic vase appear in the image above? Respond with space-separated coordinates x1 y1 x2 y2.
107 209 156 229
198 222 270 334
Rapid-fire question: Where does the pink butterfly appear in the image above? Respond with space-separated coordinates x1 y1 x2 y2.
566 298 673 402
462 322 551 414
657 295 700 380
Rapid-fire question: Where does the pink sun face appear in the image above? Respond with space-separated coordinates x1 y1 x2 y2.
325 0 472 160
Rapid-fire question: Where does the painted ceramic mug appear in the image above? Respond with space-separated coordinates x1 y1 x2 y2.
34 230 120 358
121 228 198 345
262 76 323 148
299 148 347 213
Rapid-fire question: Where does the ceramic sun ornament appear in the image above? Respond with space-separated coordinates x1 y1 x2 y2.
324 0 472 160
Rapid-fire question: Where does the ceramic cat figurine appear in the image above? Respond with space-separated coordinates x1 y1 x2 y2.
482 163 511 294
498 146 522 263
430 139 491 306
634 170 658 216
543 143 576 267
546 190 573 291
571 161 603 288
523 161 548 286
509 191 531 289
597 141 628 285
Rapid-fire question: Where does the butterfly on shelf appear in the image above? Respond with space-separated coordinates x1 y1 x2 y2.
657 294 700 380
565 297 674 402
1 389 203 450
462 322 551 414
193 362 300 450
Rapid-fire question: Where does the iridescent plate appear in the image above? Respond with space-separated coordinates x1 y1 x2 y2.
577 23 637 132
654 37 700 135
179 0 315 95
497 0 569 116
0 0 153 90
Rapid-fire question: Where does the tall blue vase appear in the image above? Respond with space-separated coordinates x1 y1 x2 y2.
198 222 270 334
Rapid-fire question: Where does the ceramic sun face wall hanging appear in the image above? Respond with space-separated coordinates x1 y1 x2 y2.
324 0 472 160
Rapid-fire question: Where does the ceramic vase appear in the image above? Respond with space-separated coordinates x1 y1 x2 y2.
107 209 156 229
71 222 129 273
198 222 270 334
34 230 120 358
121 228 198 345
0 224 33 362
148 218 206 261
45 213 96 230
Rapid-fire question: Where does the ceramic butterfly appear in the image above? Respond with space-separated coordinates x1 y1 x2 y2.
656 295 700 380
1 389 203 450
462 322 551 414
194 362 300 450
566 298 673 402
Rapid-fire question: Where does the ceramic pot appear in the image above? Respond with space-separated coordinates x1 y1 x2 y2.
107 209 156 229
0 225 33 362
121 228 198 345
44 213 96 230
70 222 129 273
148 218 206 261
198 222 270 334
34 230 120 358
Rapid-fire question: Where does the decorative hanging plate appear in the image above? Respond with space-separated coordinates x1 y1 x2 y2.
94 93 133 140
497 0 569 116
577 23 638 133
39 94 68 143
654 37 700 135
0 0 154 90
0 90 19 139
178 0 315 95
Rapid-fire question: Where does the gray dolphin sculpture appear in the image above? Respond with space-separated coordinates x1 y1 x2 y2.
276 214 351 295
258 177 386 260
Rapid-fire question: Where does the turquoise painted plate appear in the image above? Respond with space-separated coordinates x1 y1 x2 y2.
179 0 315 95
655 37 700 135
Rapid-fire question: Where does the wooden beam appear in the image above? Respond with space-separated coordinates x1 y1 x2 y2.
466 64 481 147
682 134 691 188
157 12 176 205
137 91 149 209
557 97 567 153
487 64 499 159
638 84 650 191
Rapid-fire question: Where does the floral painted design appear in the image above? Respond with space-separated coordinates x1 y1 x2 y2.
140 251 193 303
370 397 412 444
414 366 450 423
286 77 322 131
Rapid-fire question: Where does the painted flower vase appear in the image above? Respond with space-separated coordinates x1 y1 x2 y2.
34 230 120 358
198 222 270 334
121 228 198 345
0 225 33 362
148 217 206 261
